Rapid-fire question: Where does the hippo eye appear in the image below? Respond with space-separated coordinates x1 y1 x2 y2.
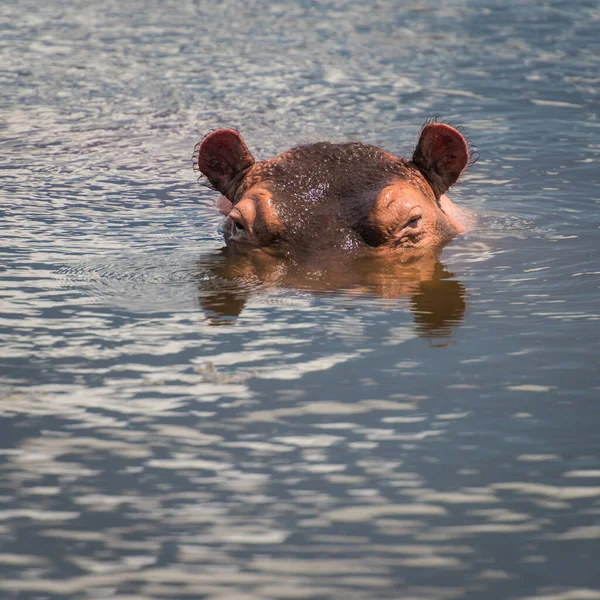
406 215 422 228
234 220 245 232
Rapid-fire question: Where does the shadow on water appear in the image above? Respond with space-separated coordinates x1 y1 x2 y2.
194 247 466 339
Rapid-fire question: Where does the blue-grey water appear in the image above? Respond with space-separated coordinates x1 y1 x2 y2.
1 1 599 598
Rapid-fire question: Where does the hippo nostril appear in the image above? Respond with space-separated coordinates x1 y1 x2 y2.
229 208 248 235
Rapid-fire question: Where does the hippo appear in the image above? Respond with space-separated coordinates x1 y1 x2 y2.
194 121 474 260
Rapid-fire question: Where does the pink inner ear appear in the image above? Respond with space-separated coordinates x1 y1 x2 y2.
197 129 255 197
197 129 246 172
413 123 469 197
425 123 468 171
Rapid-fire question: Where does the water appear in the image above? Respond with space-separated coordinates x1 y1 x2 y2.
1 0 599 598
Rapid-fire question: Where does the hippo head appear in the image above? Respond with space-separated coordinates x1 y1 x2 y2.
195 122 473 259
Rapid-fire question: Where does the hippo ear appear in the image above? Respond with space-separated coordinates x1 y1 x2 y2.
412 122 469 198
197 129 255 199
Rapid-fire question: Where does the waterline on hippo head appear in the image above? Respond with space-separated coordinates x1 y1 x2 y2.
194 121 475 258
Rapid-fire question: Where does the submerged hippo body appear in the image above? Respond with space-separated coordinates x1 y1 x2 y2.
195 122 474 259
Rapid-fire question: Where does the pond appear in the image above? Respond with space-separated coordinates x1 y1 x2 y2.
1 0 599 598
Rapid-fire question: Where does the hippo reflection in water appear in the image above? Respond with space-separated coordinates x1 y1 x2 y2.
194 249 466 339
193 120 475 337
